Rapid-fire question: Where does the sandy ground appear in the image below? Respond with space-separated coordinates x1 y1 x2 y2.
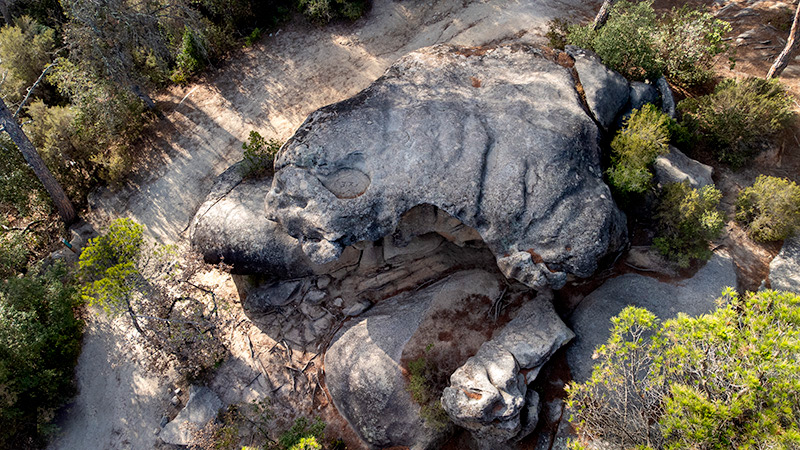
51 1 597 449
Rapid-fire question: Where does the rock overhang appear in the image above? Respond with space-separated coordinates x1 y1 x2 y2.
265 44 628 290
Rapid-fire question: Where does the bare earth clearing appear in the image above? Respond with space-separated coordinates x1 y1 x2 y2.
49 1 597 449
48 0 800 448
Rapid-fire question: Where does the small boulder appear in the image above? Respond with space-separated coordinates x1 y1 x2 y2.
656 76 675 118
654 146 714 190
769 236 800 293
567 251 736 382
565 45 630 130
325 270 503 450
160 386 222 446
441 290 574 442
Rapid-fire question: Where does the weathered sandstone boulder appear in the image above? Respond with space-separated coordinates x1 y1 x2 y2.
267 44 628 290
441 289 573 442
324 270 504 449
769 236 800 293
567 251 737 382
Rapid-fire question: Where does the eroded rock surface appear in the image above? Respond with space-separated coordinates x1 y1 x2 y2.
567 251 737 382
441 290 574 442
189 163 312 277
160 386 222 446
565 45 630 130
324 270 504 450
267 44 627 290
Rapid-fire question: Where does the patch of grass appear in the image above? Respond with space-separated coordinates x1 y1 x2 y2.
406 352 450 431
241 131 282 178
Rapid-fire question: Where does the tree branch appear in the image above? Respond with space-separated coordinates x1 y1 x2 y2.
14 62 58 118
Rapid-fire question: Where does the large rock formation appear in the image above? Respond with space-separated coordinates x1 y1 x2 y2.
266 44 628 290
190 162 312 277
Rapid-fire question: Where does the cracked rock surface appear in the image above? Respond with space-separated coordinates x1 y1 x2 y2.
441 290 574 442
266 44 628 290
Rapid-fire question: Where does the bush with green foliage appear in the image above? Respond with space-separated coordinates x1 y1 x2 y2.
272 416 326 450
0 262 83 449
607 104 670 195
241 131 282 178
0 135 50 217
406 355 450 431
735 175 800 242
677 77 794 168
172 27 208 84
567 289 800 450
80 218 227 378
566 1 730 85
296 0 367 23
568 0 660 80
655 6 731 87
653 181 725 268
0 16 56 104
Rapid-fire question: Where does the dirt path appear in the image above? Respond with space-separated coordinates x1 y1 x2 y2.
52 2 596 449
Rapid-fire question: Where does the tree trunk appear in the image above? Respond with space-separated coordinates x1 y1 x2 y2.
593 0 619 30
768 1 800 79
0 98 77 224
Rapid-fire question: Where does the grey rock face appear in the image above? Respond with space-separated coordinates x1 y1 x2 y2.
267 44 627 290
654 146 714 190
769 236 800 293
629 81 659 111
325 270 503 450
160 386 222 446
656 76 676 118
567 251 737 382
189 163 313 277
565 45 630 130
441 290 574 442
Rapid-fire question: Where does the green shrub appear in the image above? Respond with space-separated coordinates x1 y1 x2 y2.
677 77 794 168
607 104 670 195
241 131 281 178
49 58 148 186
546 18 570 50
244 27 262 46
296 0 367 24
275 417 325 450
0 135 51 217
567 289 800 450
172 27 207 84
655 6 731 87
0 231 32 278
567 0 661 80
735 175 800 242
0 16 56 104
0 262 83 449
566 2 730 85
653 181 725 268
406 355 450 431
